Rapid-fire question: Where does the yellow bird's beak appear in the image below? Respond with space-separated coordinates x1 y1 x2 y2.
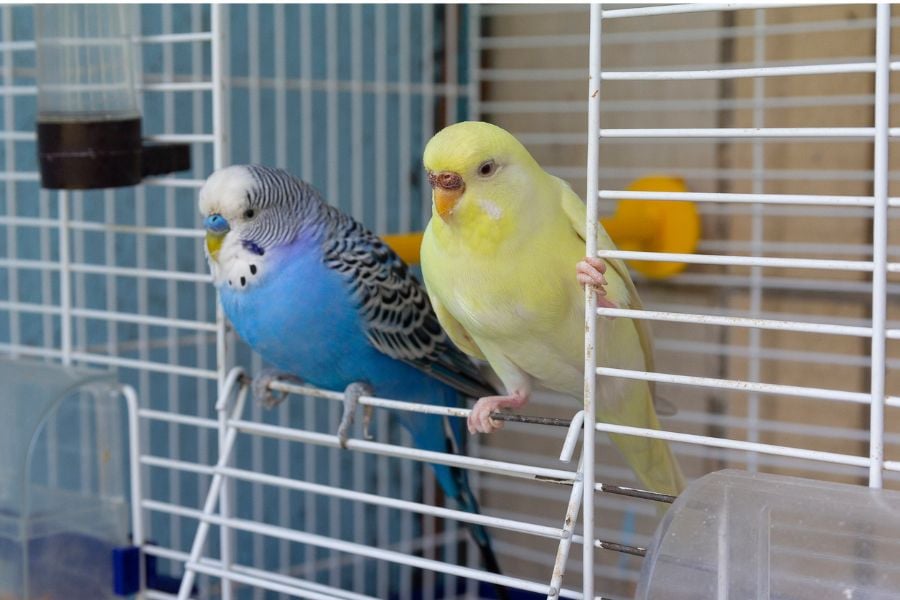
428 171 465 221
206 232 225 262
204 213 230 262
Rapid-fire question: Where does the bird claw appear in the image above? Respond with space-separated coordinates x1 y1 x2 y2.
576 256 618 310
337 382 374 448
252 370 304 409
467 392 529 434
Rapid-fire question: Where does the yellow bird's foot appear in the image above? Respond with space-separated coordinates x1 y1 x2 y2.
577 256 618 309
468 391 529 434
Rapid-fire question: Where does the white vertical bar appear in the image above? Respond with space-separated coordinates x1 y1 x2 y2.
747 8 766 472
272 2 291 585
122 385 147 599
40 188 58 484
467 5 480 121
583 5 601 599
247 7 264 598
422 6 438 594
211 3 226 172
421 5 435 228
300 5 313 181
1 5 17 359
58 191 72 365
161 1 182 560
398 5 411 234
444 6 458 124
211 4 233 599
73 192 90 491
869 3 889 488
325 5 342 587
274 4 286 169
326 5 338 203
298 5 316 583
350 6 367 590
350 5 363 221
375 6 387 234
190 5 212 595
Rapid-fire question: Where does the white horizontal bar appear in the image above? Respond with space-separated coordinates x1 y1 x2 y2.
0 342 62 360
0 258 211 283
644 271 897 296
598 189 875 207
592 421 869 468
0 300 60 316
597 306 872 338
141 455 212 475
596 249 874 272
147 459 566 540
479 34 587 50
147 502 580 598
599 127 874 138
602 61 874 80
70 263 211 283
0 130 35 141
231 419 577 484
0 85 35 95
596 366 871 405
479 68 584 82
141 176 206 188
601 3 807 18
885 460 900 473
138 32 213 44
72 307 216 331
0 171 39 180
226 74 470 98
144 133 215 144
68 220 204 238
140 81 214 92
0 40 35 51
69 352 217 379
481 4 586 16
141 546 379 600
138 409 218 429
481 100 584 114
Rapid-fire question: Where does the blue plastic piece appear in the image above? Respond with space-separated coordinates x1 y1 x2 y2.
112 546 141 596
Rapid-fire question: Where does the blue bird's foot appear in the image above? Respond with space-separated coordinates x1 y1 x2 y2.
337 382 374 448
252 370 304 409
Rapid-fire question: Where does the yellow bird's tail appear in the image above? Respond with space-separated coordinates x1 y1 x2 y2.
598 381 685 498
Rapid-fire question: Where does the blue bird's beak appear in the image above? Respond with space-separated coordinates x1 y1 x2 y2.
204 213 230 261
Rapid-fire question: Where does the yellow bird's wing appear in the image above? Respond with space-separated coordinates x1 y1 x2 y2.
426 287 487 361
558 181 655 377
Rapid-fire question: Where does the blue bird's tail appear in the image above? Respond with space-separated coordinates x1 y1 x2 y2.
403 406 510 599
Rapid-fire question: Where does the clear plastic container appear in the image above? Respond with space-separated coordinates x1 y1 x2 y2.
0 358 129 600
35 5 139 122
637 469 900 600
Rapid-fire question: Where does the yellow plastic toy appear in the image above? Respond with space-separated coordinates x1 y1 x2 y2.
382 175 700 279
600 175 700 279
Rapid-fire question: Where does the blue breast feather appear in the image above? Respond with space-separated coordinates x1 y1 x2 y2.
217 238 467 492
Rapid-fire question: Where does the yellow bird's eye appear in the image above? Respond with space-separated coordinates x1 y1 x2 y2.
244 208 256 219
477 160 496 177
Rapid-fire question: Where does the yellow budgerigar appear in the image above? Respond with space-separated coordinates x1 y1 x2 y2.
419 121 685 496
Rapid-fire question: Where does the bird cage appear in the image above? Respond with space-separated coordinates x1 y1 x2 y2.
0 3 898 600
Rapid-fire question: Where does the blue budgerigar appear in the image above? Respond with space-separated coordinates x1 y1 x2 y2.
198 164 505 580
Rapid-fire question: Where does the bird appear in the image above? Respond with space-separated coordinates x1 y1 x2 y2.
419 121 685 496
198 164 507 583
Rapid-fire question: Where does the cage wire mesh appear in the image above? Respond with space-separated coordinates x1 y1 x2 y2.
0 2 898 600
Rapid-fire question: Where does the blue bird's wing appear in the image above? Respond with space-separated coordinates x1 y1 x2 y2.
321 208 495 400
